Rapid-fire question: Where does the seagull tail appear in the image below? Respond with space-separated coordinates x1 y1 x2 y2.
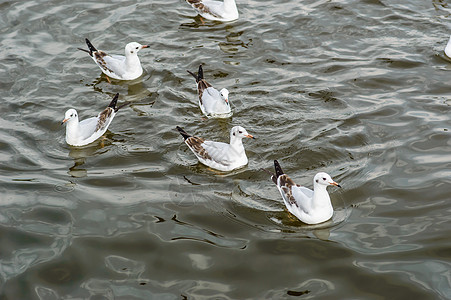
186 69 198 82
176 126 191 140
85 38 98 56
108 93 119 110
77 48 90 54
197 64 204 81
186 65 203 83
274 160 285 179
115 101 130 113
107 93 129 112
261 168 278 185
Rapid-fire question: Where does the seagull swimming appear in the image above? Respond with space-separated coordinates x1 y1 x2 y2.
187 65 231 118
265 160 341 225
176 125 254 171
185 0 239 22
445 35 451 58
61 93 128 146
78 38 149 81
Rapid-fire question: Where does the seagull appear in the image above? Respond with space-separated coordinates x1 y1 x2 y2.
264 160 341 225
187 65 231 118
176 125 254 171
78 38 149 81
185 0 239 22
61 93 128 146
445 35 451 58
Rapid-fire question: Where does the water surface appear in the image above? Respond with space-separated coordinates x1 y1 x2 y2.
0 0 450 299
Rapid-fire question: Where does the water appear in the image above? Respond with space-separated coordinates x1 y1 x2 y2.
1 0 450 299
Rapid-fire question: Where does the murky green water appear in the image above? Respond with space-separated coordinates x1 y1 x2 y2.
1 0 450 299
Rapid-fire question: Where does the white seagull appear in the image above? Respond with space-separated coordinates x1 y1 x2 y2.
61 93 128 147
265 160 341 225
187 65 232 118
78 38 149 81
445 35 451 58
176 125 254 171
185 0 239 22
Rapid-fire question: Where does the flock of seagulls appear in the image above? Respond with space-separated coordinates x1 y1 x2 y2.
61 0 450 225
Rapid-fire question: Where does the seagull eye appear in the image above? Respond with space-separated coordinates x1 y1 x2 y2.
136 46 139 50
238 131 242 134
323 177 326 181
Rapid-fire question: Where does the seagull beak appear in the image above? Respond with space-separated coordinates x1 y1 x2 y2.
61 118 68 125
330 181 341 188
245 134 255 139
141 45 149 49
225 98 228 104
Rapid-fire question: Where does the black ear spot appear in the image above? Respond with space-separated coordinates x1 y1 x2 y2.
315 179 319 183
131 51 134 54
233 132 236 136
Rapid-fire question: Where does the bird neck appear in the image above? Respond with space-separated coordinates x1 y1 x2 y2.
125 53 141 69
65 119 80 142
312 184 331 207
229 136 244 151
214 99 229 111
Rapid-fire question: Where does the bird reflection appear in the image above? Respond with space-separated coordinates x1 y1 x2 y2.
66 134 115 178
87 72 151 99
179 20 251 56
218 26 251 55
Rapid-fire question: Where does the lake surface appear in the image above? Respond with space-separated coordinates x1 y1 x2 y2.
1 0 450 299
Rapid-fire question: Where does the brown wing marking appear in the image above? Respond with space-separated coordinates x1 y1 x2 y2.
96 107 113 131
278 174 301 207
185 136 212 160
197 79 212 105
186 0 222 19
94 51 115 74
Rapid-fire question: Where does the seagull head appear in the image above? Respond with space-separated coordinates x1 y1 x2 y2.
230 126 255 140
125 42 149 56
61 109 78 125
314 172 341 188
219 88 229 104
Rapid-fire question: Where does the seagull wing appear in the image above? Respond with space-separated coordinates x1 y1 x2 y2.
201 140 234 165
291 186 314 213
184 136 233 167
78 116 101 140
101 55 126 77
78 107 115 143
197 79 212 105
200 87 221 113
186 0 224 19
277 175 314 217
92 51 126 78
